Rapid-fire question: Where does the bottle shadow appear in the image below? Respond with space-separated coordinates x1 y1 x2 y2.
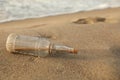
50 45 120 61
109 45 120 79
50 45 120 78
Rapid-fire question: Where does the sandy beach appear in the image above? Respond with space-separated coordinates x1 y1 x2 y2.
0 7 120 80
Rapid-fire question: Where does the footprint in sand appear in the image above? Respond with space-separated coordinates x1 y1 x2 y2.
73 17 118 24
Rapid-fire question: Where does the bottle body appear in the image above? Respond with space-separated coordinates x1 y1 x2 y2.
6 33 50 57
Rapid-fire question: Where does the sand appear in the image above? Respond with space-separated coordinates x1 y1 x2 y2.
0 7 120 80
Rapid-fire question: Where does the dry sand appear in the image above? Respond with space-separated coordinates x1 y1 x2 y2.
0 8 120 80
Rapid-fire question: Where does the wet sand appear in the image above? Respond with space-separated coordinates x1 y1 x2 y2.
0 7 120 80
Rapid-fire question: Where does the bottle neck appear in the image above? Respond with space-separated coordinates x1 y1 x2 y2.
49 44 77 54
